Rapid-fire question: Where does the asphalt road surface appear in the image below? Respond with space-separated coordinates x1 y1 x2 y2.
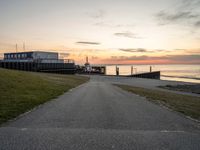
0 76 200 150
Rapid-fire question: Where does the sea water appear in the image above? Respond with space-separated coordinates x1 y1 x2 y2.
105 64 200 83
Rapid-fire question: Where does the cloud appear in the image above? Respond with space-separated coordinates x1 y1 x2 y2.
94 21 135 28
194 20 200 27
109 55 149 61
181 0 200 9
185 49 200 54
104 54 200 64
119 48 171 53
174 49 187 51
119 48 147 53
165 54 200 62
155 0 200 28
87 10 106 19
114 31 142 39
156 11 199 25
76 41 101 45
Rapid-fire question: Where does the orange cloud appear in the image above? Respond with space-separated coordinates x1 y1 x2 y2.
92 55 200 65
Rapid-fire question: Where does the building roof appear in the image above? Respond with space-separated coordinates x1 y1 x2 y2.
4 51 58 55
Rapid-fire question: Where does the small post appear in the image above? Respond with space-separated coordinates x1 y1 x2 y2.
131 66 133 75
116 66 119 76
150 66 152 72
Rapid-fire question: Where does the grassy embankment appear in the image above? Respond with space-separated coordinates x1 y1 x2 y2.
115 84 200 120
0 68 89 124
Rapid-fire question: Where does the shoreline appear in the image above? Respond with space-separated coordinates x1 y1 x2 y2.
86 75 200 97
105 64 200 84
101 74 200 84
87 73 200 84
160 76 200 84
161 75 200 81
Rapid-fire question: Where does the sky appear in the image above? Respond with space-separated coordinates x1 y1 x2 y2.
0 0 200 64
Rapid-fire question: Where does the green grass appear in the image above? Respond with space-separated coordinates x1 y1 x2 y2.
159 84 200 94
0 68 89 124
115 84 200 120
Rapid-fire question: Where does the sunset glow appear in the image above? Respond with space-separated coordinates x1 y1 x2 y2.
0 0 200 64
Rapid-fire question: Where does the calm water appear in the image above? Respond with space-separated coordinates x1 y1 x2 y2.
105 65 200 83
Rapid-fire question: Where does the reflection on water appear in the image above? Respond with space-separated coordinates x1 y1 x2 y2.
106 65 200 83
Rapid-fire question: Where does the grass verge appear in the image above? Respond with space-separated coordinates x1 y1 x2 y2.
0 68 89 124
159 84 200 94
115 84 200 120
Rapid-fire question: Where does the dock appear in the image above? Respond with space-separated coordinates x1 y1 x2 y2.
128 71 160 79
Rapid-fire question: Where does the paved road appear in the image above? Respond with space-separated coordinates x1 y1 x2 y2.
0 76 200 150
